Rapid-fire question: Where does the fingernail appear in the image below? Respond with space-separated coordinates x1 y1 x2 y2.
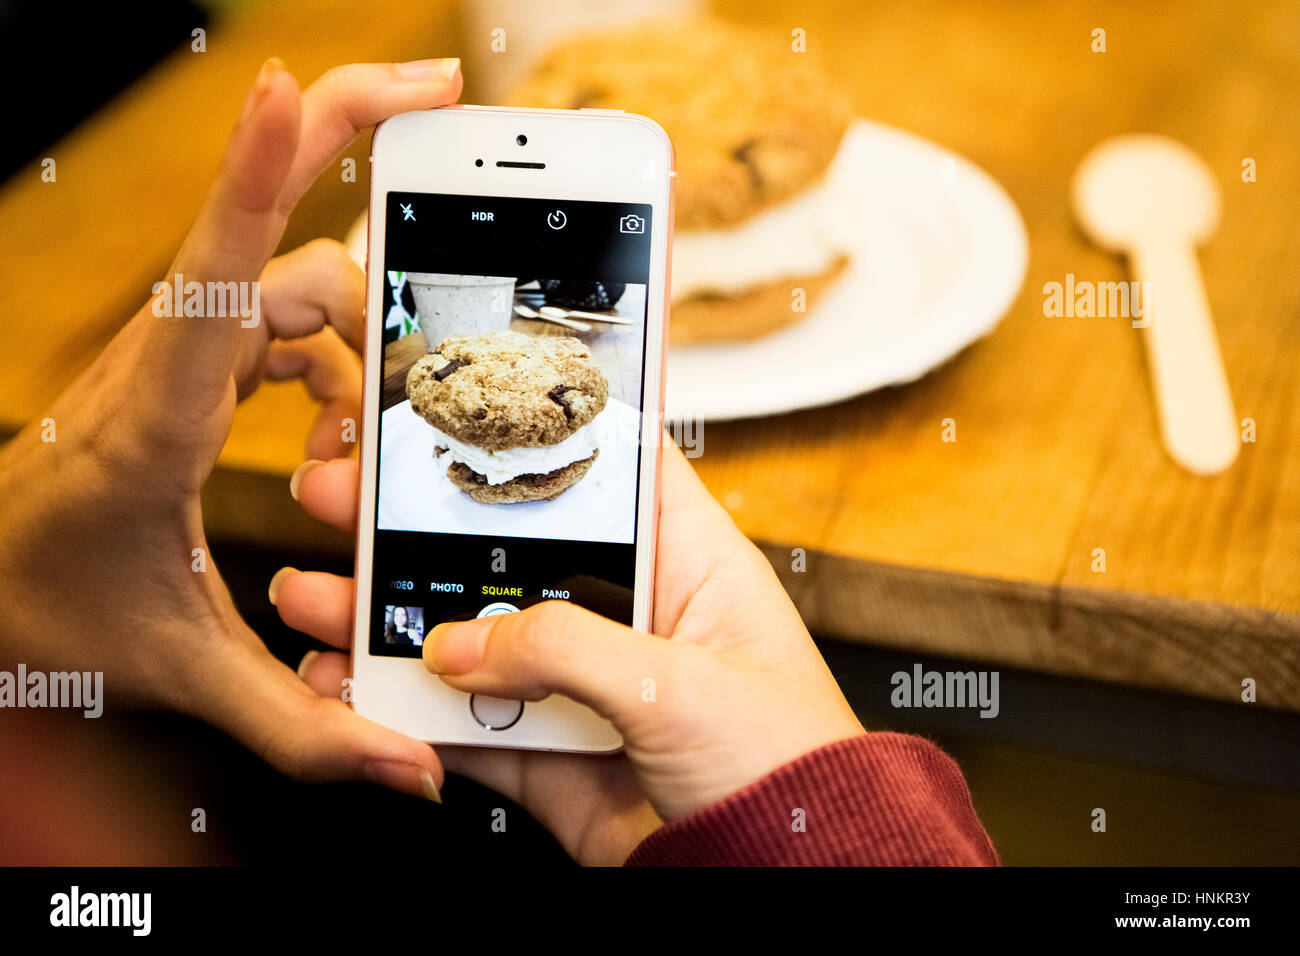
364 760 442 803
289 459 324 501
395 57 460 82
423 620 488 675
268 566 299 606
419 770 443 803
240 57 285 123
295 649 320 680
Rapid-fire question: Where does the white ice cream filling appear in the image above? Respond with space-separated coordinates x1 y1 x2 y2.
670 172 853 301
429 419 600 485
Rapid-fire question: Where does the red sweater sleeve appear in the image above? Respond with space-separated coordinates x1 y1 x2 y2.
624 733 999 866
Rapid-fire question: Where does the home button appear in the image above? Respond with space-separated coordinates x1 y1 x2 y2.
470 602 524 729
470 695 524 731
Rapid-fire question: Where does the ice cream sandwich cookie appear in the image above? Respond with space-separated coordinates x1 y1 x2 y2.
509 16 853 344
406 330 609 503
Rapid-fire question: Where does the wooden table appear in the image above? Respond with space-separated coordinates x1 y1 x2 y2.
1 0 1296 711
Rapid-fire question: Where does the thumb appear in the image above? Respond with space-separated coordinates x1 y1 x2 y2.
195 636 443 802
423 601 681 728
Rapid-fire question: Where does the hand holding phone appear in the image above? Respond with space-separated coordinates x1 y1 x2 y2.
0 60 466 805
273 102 862 859
287 440 866 863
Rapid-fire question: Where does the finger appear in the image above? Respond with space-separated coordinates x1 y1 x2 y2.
174 59 301 282
195 635 442 801
306 396 362 463
657 433 747 543
654 437 813 653
296 649 351 698
263 333 362 459
292 457 360 532
259 238 365 351
436 745 662 864
154 60 301 400
652 435 757 634
154 58 462 403
271 568 354 650
423 601 685 726
437 745 528 802
278 59 463 214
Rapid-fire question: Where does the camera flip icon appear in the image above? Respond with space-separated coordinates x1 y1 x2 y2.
619 214 646 234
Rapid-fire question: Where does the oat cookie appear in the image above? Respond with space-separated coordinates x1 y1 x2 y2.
669 256 849 345
407 330 608 451
445 452 599 504
507 16 852 231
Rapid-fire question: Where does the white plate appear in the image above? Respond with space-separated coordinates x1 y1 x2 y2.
378 397 640 544
664 119 1028 421
345 118 1028 422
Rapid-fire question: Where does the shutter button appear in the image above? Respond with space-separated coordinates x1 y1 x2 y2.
469 602 524 730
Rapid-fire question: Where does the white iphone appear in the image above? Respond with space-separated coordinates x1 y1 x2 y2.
350 106 674 751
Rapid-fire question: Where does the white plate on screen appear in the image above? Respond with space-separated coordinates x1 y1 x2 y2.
344 118 1028 422
378 397 639 545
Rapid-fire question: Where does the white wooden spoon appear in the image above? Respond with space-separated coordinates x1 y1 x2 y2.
1072 134 1238 475
538 305 636 325
513 303 591 332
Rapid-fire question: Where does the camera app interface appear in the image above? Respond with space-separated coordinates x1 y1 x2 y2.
370 192 653 657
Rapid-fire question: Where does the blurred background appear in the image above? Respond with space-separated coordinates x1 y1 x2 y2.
0 0 1297 865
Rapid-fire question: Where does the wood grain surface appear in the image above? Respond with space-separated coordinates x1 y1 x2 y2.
0 0 1296 709
383 333 429 412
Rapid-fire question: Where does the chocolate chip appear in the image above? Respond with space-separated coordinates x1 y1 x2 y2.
732 137 764 191
548 385 575 419
433 359 463 381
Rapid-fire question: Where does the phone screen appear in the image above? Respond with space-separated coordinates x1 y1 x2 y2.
369 192 654 658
